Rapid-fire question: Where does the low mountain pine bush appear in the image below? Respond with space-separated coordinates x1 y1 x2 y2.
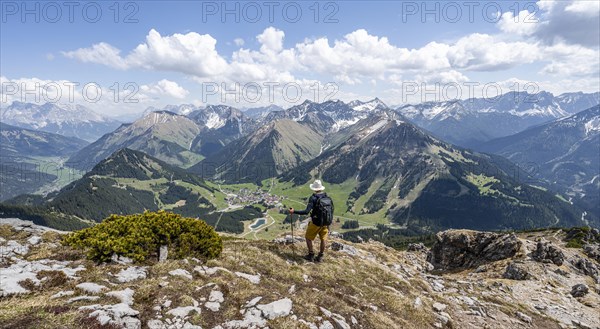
62 210 222 262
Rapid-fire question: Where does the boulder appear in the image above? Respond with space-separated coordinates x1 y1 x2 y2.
531 239 564 265
331 242 359 256
571 256 600 282
407 243 427 252
571 284 589 298
503 261 532 280
583 244 600 263
256 298 293 320
427 230 522 271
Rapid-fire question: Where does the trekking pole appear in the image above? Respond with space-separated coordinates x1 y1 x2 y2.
290 210 296 257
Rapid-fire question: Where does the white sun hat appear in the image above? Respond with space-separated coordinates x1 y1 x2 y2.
309 179 325 191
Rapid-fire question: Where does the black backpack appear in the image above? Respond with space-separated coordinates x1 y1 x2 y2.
314 194 334 226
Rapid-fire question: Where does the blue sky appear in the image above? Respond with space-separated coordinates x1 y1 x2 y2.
1 1 599 117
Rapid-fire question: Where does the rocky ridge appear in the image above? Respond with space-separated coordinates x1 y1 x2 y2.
0 219 599 329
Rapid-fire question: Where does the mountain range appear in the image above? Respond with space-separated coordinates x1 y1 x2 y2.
0 102 121 142
281 111 594 231
191 98 389 182
68 105 261 170
3 92 600 232
397 91 600 147
479 105 600 219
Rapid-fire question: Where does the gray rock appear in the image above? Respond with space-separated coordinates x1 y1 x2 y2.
331 317 351 329
245 297 262 308
331 242 359 256
427 230 522 271
570 284 589 298
407 243 427 252
159 245 168 262
27 236 41 245
503 262 532 280
106 288 135 306
116 267 147 283
571 256 599 281
166 306 201 318
168 269 192 280
583 244 600 263
516 311 532 324
272 235 305 245
111 254 133 265
413 297 422 309
319 321 335 329
473 265 487 273
432 302 447 312
571 319 593 329
256 298 293 320
235 272 261 284
147 319 167 329
531 239 564 266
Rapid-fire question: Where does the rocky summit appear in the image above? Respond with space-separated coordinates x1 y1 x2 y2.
1 219 599 329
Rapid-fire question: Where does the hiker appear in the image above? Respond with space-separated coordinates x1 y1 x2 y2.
289 180 334 262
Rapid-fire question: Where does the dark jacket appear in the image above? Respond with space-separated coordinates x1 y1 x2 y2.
294 193 331 225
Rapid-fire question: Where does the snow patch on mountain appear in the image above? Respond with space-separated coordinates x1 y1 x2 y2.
508 104 567 118
331 117 361 132
422 105 448 120
359 119 388 139
205 112 226 129
584 117 600 135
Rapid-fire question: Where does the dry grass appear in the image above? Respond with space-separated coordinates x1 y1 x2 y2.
0 225 31 243
1 234 535 329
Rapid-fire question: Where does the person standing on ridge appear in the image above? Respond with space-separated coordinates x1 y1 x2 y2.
289 180 334 262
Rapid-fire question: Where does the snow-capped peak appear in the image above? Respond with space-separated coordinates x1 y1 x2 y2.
350 98 388 112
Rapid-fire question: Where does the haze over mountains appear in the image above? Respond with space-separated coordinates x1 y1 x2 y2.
397 91 600 147
1 102 121 142
2 90 599 231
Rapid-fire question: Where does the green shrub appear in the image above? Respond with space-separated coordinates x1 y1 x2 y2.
565 239 584 249
62 210 222 262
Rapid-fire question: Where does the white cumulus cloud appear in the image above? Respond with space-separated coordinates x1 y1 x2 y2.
140 80 189 99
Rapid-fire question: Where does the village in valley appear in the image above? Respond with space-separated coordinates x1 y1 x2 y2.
223 187 284 210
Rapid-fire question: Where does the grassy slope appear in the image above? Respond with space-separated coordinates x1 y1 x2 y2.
0 227 434 329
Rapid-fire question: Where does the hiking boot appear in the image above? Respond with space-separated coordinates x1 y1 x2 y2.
303 252 315 262
314 253 324 263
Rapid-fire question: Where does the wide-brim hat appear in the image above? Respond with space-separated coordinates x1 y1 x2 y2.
310 180 325 191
